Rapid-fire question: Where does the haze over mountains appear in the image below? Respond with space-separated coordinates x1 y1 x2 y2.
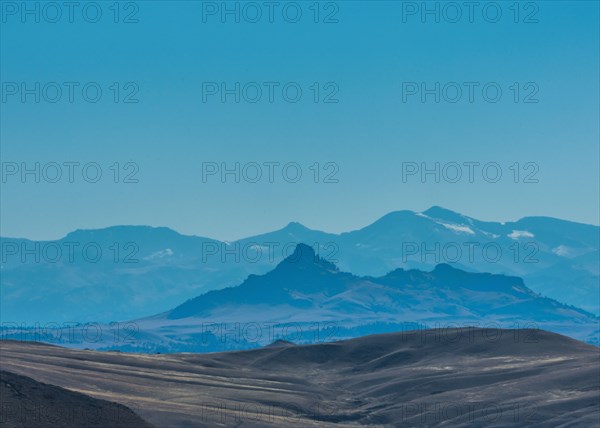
2 207 599 325
128 244 598 352
2 211 598 426
6 244 597 352
1 329 598 427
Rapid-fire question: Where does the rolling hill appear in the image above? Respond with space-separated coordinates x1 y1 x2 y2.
1 328 598 427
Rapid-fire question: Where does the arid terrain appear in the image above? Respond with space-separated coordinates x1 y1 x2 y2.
0 370 154 428
1 328 598 427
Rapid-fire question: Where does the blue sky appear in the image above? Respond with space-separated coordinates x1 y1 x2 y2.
1 1 598 240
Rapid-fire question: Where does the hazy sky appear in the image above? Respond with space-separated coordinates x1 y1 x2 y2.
1 1 599 241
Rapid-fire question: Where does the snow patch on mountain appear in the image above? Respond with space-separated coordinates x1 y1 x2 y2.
439 222 476 235
508 230 535 239
552 245 572 257
482 231 501 239
144 249 174 260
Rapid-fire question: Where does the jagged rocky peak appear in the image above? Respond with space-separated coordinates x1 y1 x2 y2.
278 243 338 271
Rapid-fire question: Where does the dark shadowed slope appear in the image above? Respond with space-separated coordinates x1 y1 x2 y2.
0 370 154 428
1 328 598 427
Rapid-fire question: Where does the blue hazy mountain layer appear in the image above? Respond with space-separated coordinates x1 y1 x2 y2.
1 207 598 324
3 243 596 352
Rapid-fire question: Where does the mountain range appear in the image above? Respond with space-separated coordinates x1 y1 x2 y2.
2 207 598 324
5 243 597 352
133 244 598 351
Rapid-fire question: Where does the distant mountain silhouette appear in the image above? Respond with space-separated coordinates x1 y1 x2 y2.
166 245 595 335
2 207 598 324
46 244 585 352
168 244 348 318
